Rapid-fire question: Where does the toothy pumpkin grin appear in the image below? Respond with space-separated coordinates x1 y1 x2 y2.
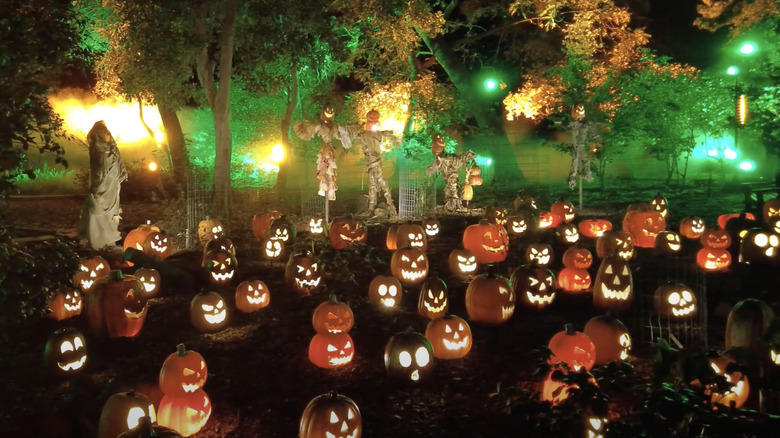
64 302 82 312
204 309 226 324
672 304 695 317
328 352 354 366
295 277 321 288
482 243 506 253
424 301 447 313
527 292 555 305
600 284 631 300
401 269 426 281
459 263 477 272
181 379 206 393
325 429 359 438
380 298 395 307
123 307 147 319
338 234 358 242
211 271 234 282
58 355 86 371
80 279 95 290
501 305 514 319
443 336 469 350
246 295 267 305
511 223 527 233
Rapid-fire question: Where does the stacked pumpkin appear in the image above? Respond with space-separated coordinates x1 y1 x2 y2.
158 344 211 436
541 324 597 405
123 222 172 262
308 296 355 368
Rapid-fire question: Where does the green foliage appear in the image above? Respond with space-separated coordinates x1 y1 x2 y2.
0 226 81 328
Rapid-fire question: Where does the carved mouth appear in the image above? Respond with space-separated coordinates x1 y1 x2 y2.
766 248 776 257
328 352 354 366
204 309 226 324
539 219 553 228
600 284 631 300
80 279 94 291
211 271 234 282
339 234 356 242
295 277 321 289
535 255 551 265
310 227 323 234
459 263 476 273
565 213 575 222
380 298 396 307
511 225 527 234
410 241 424 247
410 369 420 381
150 242 168 253
57 355 86 371
620 350 629 361
672 304 695 317
692 226 704 233
704 260 727 270
482 244 506 253
64 302 82 312
401 269 426 282
265 249 281 257
181 380 205 393
124 307 147 319
246 295 267 305
565 235 578 243
425 229 439 236
618 250 633 260
325 429 360 438
771 350 780 365
424 301 447 313
668 244 680 251
526 292 555 305
501 305 515 320
643 230 658 238
443 336 469 350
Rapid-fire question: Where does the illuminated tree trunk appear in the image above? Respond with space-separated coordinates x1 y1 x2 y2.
194 0 236 219
276 64 298 190
158 105 189 185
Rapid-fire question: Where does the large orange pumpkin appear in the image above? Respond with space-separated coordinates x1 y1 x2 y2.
86 271 148 338
159 344 207 397
312 295 354 334
300 391 362 438
252 211 282 241
465 269 514 324
462 220 508 264
583 315 631 365
622 210 665 248
547 323 596 371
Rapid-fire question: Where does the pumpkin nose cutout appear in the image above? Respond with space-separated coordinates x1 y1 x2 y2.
612 277 621 285
411 261 417 268
341 421 349 433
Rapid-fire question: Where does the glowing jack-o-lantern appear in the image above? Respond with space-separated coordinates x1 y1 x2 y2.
388 223 427 252
555 222 580 244
539 211 562 229
771 343 780 366
763 198 780 224
507 210 537 237
252 211 283 241
431 133 446 156
465 268 514 324
448 248 478 278
739 228 780 264
595 231 634 260
308 331 355 368
485 205 508 226
422 217 440 239
391 247 429 286
593 256 633 311
44 327 87 376
425 314 472 360
384 329 434 383
329 216 368 250
312 295 354 334
585 416 608 438
623 210 666 248
578 218 612 238
300 391 362 438
134 268 161 298
368 275 402 309
285 250 323 295
234 280 270 313
417 274 449 320
142 230 172 259
700 229 731 249
73 255 110 293
654 283 697 318
583 314 631 365
551 199 575 223
572 103 586 121
123 223 160 252
48 289 83 321
86 271 148 338
649 193 669 219
261 237 287 261
203 236 235 259
706 355 750 409
548 323 596 372
557 267 591 293
308 216 327 236
679 216 706 239
562 247 593 269
197 218 224 246
524 243 553 268
158 389 211 437
696 247 732 271
202 249 237 286
159 344 207 397
266 216 297 245
462 220 508 264
98 390 157 438
190 291 228 333
511 266 556 309
653 230 682 255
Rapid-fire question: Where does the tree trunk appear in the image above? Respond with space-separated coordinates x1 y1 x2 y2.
158 105 189 186
276 63 298 190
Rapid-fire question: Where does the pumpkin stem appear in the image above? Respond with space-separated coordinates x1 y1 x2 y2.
177 343 187 356
109 270 123 281
564 323 576 335
328 294 339 304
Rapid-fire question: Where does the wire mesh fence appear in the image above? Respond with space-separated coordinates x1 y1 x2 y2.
398 157 435 220
185 170 212 248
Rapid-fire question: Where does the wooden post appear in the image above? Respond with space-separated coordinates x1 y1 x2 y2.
578 174 583 210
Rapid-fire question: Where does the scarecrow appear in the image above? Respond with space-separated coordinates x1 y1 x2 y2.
567 103 595 189
426 133 475 212
353 110 401 217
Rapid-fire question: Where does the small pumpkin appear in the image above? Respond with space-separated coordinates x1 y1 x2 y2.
421 217 440 239
197 218 224 246
142 230 172 259
578 218 612 238
547 323 596 372
649 193 669 219
556 267 591 293
384 329 434 383
265 215 297 245
202 249 237 286
555 222 580 244
251 211 282 241
308 331 355 368
159 343 207 396
393 223 427 252
203 236 236 259
679 216 706 239
368 275 402 309
465 268 514 324
700 229 731 249
431 133 446 156
461 184 473 202
123 223 160 252
592 256 633 311
417 274 449 320
538 211 562 229
391 247 429 286
595 230 634 260
73 255 110 293
329 216 368 249
300 391 362 438
562 247 593 269
551 199 575 223
285 250 322 295
510 266 556 309
44 327 87 376
485 204 507 226
157 389 211 437
622 210 666 248
583 314 631 365
653 230 682 255
190 291 228 333
507 210 537 237
425 314 472 360
261 237 287 261
462 219 508 264
312 295 354 334
98 390 156 438
523 243 554 268
696 247 732 271
135 268 161 298
448 248 478 278
653 283 697 318
234 280 270 313
48 289 83 321
763 198 780 224
307 216 327 236
738 228 780 264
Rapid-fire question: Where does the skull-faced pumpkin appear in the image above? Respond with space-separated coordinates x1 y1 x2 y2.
368 275 402 309
654 283 697 318
384 330 434 383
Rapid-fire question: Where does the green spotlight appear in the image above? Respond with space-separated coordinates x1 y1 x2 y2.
740 43 755 54
486 158 492 165
727 66 738 75
738 161 754 171
484 79 497 91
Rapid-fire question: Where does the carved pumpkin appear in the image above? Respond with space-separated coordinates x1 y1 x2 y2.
706 355 750 409
653 230 682 255
507 210 537 237
308 331 355 368
763 198 780 224
523 243 553 268
329 216 368 249
448 248 478 278
583 315 631 365
118 416 182 438
696 247 732 271
142 230 172 259
572 102 586 120
700 229 731 249
312 295 354 334
425 314 472 360
368 275 402 309
135 268 161 298
203 236 235 259
431 133 446 156
578 218 612 238
551 199 575 223
202 249 237 286
465 268 514 324
48 289 83 321
300 391 362 438
196 218 224 246
394 223 427 252
307 216 327 236
157 389 211 437
44 327 87 376
595 230 634 260
555 222 580 244
98 390 156 438
159 343 207 398
234 280 270 313
285 250 323 295
384 329 434 383
717 212 755 230
562 247 593 269
548 323 596 372
679 216 706 239
592 256 633 311
190 291 228 333
261 237 287 261
417 274 449 320
124 223 160 252
649 193 669 219
653 283 697 318
252 211 282 241
391 247 429 286
557 267 591 293
738 228 780 264
461 184 473 202
725 298 774 358
86 271 148 338
540 367 597 406
510 266 556 309
485 204 507 226
622 210 666 248
422 217 440 239
74 255 110 293
513 193 537 211
538 211 562 229
468 164 482 187
266 215 297 245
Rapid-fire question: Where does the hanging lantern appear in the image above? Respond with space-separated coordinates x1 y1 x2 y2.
736 94 748 126
461 184 473 202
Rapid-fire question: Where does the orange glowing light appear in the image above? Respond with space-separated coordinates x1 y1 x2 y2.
148 162 158 171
